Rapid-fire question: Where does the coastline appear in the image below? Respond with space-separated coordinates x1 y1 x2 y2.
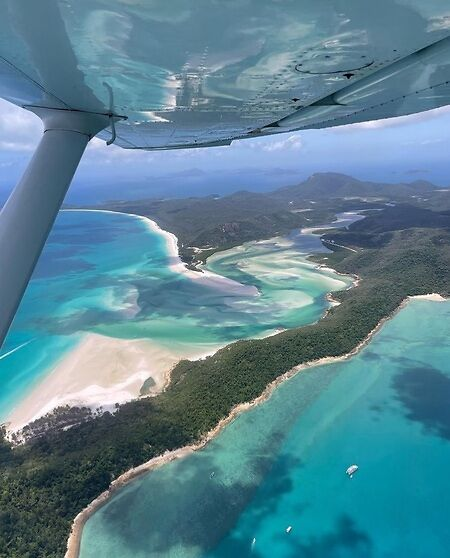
67 209 258 296
65 293 449 558
5 209 347 434
12 208 340 432
138 212 259 296
5 209 256 432
7 333 221 432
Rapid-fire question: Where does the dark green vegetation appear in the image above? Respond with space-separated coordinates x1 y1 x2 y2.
1 177 450 557
272 172 441 201
101 172 448 267
102 190 326 268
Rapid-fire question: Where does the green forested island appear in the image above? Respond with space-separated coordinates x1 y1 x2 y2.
101 172 450 267
1 174 450 557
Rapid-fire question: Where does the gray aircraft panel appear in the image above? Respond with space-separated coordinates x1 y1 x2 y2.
0 1 450 148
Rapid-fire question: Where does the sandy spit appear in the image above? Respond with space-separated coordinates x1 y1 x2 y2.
6 209 256 431
5 333 225 434
7 333 219 432
68 209 257 296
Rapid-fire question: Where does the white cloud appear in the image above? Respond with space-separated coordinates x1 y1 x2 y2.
334 105 450 132
401 137 445 147
0 100 155 166
232 133 303 153
427 14 450 32
261 134 303 152
83 138 157 167
0 98 42 151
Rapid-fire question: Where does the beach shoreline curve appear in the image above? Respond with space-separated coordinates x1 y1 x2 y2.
65 293 448 558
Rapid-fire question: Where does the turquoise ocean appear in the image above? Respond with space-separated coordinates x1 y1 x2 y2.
0 209 354 423
1 208 447 557
80 299 450 558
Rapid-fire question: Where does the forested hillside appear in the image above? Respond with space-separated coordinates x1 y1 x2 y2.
1 202 450 557
100 172 449 267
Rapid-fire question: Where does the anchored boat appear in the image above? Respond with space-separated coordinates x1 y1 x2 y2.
346 464 359 478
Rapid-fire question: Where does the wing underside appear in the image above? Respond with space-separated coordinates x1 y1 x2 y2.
1 0 450 150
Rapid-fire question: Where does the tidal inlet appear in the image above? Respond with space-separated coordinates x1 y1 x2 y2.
0 209 352 431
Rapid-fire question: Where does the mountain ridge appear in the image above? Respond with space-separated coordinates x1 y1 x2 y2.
97 172 450 268
273 172 441 200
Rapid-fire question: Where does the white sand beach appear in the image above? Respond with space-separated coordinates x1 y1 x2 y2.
137 212 259 295
409 293 447 301
5 209 351 433
66 294 449 558
69 209 257 296
5 210 256 432
7 333 219 432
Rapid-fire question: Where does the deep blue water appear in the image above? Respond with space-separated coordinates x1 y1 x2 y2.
80 299 450 558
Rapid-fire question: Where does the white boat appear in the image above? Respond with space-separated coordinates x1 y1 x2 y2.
286 526 292 534
346 464 359 478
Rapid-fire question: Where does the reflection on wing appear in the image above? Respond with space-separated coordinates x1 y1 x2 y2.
1 0 450 149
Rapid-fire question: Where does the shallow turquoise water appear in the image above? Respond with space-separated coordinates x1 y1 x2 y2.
0 210 351 422
0 210 167 419
80 300 450 558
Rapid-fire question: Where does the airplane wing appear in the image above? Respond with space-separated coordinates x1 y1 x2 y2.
0 1 450 149
1 0 450 348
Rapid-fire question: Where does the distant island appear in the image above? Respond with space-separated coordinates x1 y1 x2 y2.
99 172 450 269
1 173 450 557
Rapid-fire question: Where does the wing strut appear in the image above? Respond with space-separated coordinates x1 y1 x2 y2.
0 108 109 348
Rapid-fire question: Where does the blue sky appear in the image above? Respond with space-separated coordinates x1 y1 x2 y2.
0 98 449 204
